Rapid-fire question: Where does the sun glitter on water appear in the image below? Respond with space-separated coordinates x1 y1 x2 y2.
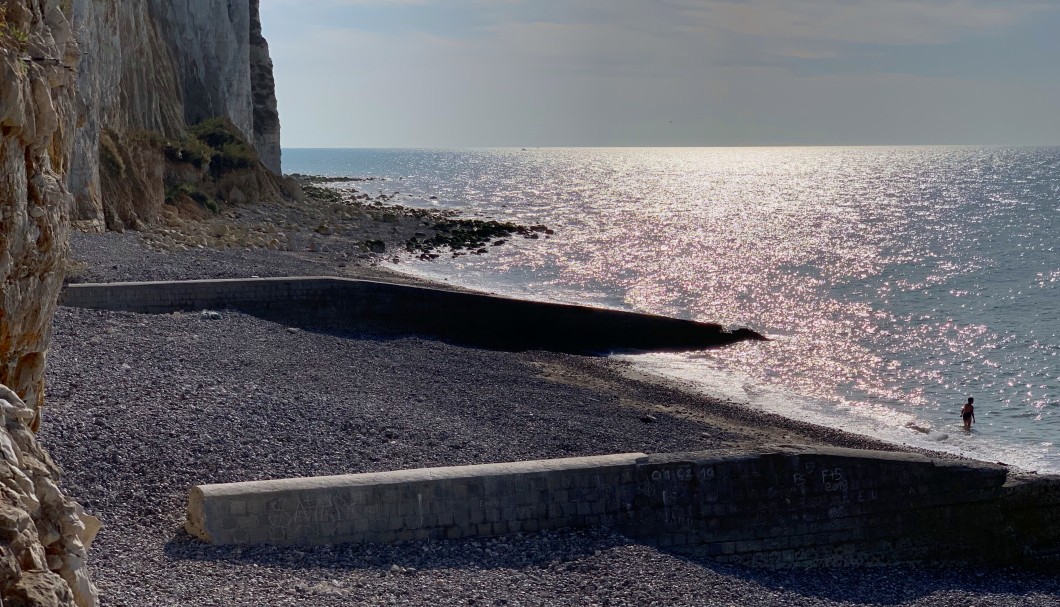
285 146 1060 472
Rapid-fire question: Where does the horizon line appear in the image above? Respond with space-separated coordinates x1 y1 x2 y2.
280 143 1060 150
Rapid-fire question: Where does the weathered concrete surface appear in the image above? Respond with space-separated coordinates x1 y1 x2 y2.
186 446 1060 568
59 277 765 353
186 453 646 546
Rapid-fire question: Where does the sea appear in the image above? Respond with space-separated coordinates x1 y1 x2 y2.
284 147 1060 474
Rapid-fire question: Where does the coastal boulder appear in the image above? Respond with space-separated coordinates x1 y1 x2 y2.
0 385 98 607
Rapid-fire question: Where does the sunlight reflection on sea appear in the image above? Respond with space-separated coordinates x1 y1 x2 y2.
285 146 1060 472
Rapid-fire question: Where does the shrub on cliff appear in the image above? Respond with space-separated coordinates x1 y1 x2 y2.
165 137 213 169
189 117 258 176
0 8 29 53
164 182 218 213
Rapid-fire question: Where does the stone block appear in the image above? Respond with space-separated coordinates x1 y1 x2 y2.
172 436 1046 566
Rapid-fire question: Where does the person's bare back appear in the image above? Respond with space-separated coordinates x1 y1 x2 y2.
961 397 975 431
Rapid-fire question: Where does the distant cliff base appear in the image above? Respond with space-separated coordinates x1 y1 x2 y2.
79 117 298 233
69 0 283 233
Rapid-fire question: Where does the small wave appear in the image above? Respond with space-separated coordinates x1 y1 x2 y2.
618 351 1060 474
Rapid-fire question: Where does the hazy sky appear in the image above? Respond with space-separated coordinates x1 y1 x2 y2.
260 1 1060 148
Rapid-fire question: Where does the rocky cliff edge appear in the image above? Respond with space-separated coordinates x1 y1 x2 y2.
2 1 100 605
1 0 288 604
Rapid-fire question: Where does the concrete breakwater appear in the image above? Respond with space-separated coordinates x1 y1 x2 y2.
186 446 1060 568
60 277 764 353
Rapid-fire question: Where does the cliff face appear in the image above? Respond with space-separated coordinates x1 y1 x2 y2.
1 2 100 605
1 0 285 604
248 0 281 174
1 0 75 433
69 0 284 232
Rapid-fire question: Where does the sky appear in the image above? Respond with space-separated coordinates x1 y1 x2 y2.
260 0 1060 148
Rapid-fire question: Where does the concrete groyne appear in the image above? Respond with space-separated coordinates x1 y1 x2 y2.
186 445 1060 568
60 277 764 353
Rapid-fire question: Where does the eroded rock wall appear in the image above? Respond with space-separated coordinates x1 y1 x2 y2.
1 0 75 429
0 385 98 607
1 1 99 604
69 0 283 231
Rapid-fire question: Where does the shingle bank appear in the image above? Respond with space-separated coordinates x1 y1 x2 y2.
61 279 1060 569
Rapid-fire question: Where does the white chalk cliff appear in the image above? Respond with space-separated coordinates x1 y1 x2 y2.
69 0 283 231
0 0 283 604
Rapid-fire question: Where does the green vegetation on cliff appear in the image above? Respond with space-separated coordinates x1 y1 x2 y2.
114 118 266 215
0 8 29 52
188 117 257 176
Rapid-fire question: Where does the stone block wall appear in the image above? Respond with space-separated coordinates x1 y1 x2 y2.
186 454 646 546
624 448 1031 566
60 277 763 353
186 446 1060 568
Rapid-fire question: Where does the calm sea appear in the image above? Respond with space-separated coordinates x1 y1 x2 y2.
284 147 1060 473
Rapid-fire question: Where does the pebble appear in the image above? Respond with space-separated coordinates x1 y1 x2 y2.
36 232 1060 606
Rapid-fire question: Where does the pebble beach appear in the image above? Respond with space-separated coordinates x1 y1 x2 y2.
37 224 1060 606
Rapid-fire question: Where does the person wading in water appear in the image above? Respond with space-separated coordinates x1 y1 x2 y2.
961 397 975 431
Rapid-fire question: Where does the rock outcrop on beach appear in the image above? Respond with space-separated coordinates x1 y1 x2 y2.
68 0 286 232
1 3 99 605
0 385 98 607
2 0 286 603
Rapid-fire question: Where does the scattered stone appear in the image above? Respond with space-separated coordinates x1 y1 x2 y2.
40 281 1051 607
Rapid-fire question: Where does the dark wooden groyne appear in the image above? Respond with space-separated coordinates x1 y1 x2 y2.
60 277 765 354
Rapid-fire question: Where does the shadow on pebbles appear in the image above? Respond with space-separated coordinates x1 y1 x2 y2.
37 304 1060 606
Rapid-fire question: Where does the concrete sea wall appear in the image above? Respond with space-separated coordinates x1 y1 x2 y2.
65 278 1060 567
60 277 764 353
186 445 1060 568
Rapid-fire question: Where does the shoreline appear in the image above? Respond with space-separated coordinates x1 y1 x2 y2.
44 214 1060 604
65 228 959 462
65 214 999 468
